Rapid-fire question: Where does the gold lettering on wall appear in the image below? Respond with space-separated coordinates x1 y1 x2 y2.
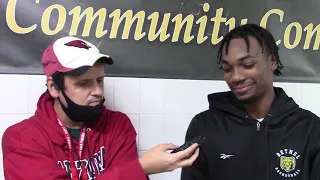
109 9 146 40
69 7 108 38
195 3 209 44
41 4 66 35
260 9 284 45
5 1 320 50
303 24 320 50
171 14 194 43
147 12 171 42
284 22 302 49
6 0 37 34
210 8 226 45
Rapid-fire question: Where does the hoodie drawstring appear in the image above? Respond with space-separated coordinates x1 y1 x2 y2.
70 130 102 180
265 114 272 180
71 142 83 180
85 133 99 177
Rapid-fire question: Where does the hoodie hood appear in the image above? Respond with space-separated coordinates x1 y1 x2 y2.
34 92 108 149
208 87 299 126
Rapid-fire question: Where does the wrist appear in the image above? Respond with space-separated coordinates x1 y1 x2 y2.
139 157 151 175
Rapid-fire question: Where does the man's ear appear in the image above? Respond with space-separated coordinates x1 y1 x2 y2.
269 55 278 71
46 77 59 98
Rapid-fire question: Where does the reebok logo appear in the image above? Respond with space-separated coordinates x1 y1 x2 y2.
220 154 234 159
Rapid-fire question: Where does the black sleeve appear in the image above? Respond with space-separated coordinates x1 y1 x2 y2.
310 124 320 180
180 114 211 180
310 150 320 180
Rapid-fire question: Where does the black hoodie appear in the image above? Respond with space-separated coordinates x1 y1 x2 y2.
181 87 320 180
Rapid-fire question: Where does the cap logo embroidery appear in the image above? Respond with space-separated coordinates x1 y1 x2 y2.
64 40 91 50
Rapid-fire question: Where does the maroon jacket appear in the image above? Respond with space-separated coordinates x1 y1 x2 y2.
2 92 148 180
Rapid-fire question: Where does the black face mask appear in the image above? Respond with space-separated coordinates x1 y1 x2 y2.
58 91 105 125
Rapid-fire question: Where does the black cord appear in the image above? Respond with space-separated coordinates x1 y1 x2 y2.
72 142 82 180
265 114 272 180
85 134 99 177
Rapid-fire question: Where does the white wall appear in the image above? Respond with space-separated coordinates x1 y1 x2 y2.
0 74 320 180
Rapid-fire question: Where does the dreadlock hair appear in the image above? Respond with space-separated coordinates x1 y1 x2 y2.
217 23 284 76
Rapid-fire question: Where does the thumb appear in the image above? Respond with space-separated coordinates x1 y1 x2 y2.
175 143 199 159
159 143 179 151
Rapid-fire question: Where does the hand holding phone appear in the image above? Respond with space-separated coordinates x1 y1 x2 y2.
139 141 201 175
170 136 205 154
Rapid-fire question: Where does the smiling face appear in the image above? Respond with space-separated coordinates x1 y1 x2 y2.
221 36 278 103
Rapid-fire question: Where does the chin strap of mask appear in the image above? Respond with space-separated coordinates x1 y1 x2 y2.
55 83 104 125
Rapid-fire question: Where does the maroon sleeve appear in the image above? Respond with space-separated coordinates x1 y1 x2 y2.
95 113 149 180
2 113 149 180
2 127 70 180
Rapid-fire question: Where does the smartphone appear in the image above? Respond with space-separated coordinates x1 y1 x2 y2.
170 136 205 154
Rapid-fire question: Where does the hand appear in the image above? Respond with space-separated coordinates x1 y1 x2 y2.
139 143 199 175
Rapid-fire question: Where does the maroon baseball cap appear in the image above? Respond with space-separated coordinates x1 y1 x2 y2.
41 36 113 77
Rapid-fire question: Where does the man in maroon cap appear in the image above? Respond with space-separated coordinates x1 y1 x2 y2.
2 36 199 180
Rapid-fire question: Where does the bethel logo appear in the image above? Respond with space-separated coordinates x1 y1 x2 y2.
275 149 301 178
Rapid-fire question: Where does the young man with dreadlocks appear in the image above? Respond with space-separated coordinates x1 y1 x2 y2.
180 23 320 180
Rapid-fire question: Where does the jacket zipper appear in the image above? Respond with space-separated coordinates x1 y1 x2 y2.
248 114 272 180
256 122 260 131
